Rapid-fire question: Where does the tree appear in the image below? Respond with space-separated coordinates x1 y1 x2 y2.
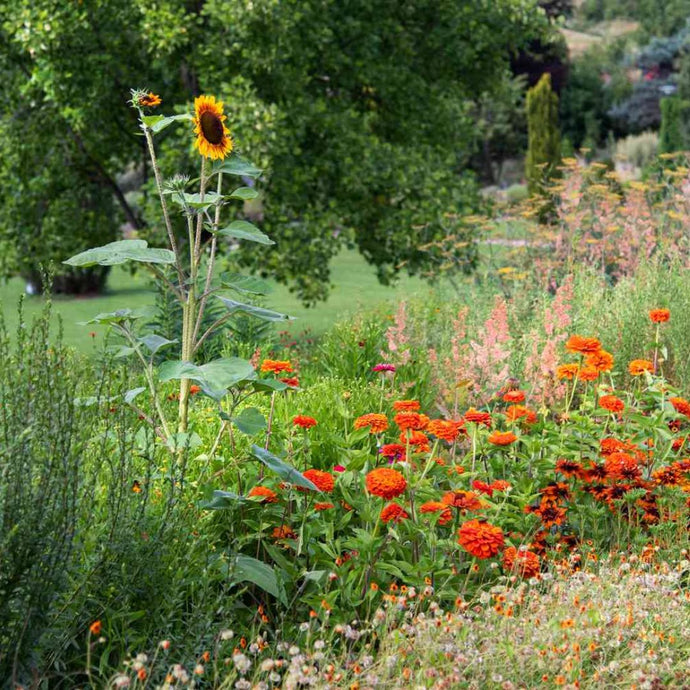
1 0 547 301
525 73 561 194
659 96 688 153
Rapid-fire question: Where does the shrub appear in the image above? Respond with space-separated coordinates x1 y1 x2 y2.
525 73 561 194
615 131 659 168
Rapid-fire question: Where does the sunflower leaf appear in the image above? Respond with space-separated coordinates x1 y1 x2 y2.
220 272 272 295
228 186 259 200
143 113 193 133
216 296 292 322
251 445 319 491
216 220 274 245
213 157 262 178
64 240 175 267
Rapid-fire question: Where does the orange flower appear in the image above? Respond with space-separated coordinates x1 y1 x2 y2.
629 359 654 376
649 308 670 323
442 490 484 511
502 546 540 578
490 479 511 492
272 525 296 540
293 415 317 429
380 502 409 523
400 430 430 452
393 400 420 412
556 363 580 380
302 469 335 493
380 443 406 460
505 405 537 424
420 501 453 526
604 452 641 481
138 92 161 107
427 419 464 442
577 365 599 382
248 486 278 503
457 519 504 559
464 408 492 427
670 397 690 417
565 335 602 354
599 395 624 413
365 468 407 499
502 390 526 403
89 620 102 635
394 412 430 431
260 359 293 374
280 377 300 387
354 413 389 433
314 502 335 511
586 349 614 372
488 431 517 446
189 384 202 395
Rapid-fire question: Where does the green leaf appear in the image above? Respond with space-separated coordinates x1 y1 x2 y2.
229 186 259 200
64 240 175 267
123 387 146 404
200 490 247 510
232 407 267 435
113 346 136 359
158 358 256 397
217 296 291 322
169 191 224 210
216 220 274 245
78 306 155 325
138 334 177 355
232 554 287 605
303 570 328 585
251 445 319 491
142 113 192 133
220 272 272 295
251 379 289 393
214 157 262 178
165 432 203 452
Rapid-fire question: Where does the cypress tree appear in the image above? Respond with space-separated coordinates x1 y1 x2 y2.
659 96 686 154
525 73 561 194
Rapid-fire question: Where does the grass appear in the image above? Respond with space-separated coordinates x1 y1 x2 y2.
0 250 431 351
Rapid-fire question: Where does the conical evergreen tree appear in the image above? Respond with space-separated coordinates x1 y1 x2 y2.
525 73 561 194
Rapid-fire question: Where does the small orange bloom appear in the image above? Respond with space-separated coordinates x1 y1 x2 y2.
293 415 318 429
400 430 430 451
314 502 335 511
502 390 526 403
302 469 335 493
457 519 504 559
189 384 202 395
670 397 690 417
586 349 614 372
502 546 540 578
419 501 453 526
248 486 279 503
629 359 654 376
365 468 407 499
354 413 389 433
488 431 518 446
392 400 420 412
464 408 492 427
577 365 599 382
505 405 537 424
427 419 464 442
556 363 580 380
138 92 161 107
380 502 409 523
260 359 293 374
272 525 297 540
599 395 624 413
394 412 430 431
89 620 102 635
565 335 602 354
649 308 670 323
442 490 484 511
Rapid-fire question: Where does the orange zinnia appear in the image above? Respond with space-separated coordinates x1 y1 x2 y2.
260 359 293 374
670 397 690 417
629 359 654 376
565 335 602 354
380 502 409 523
272 525 297 540
649 308 670 323
354 413 389 434
420 501 453 526
503 390 526 403
599 395 624 413
586 349 614 372
442 490 484 512
464 408 492 427
427 419 464 442
393 400 421 412
457 519 504 559
488 431 518 446
502 546 540 578
365 468 407 499
314 502 334 511
293 415 317 429
89 620 102 635
248 486 279 503
302 469 335 493
577 365 599 382
556 363 580 380
505 405 537 424
394 412 430 431
400 430 430 452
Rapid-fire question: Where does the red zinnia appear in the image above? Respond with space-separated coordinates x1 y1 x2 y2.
502 546 540 579
293 415 317 429
442 490 484 512
670 397 690 417
420 501 453 526
302 469 335 493
427 419 464 442
457 519 504 559
649 309 670 323
464 408 492 427
488 431 517 446
380 502 409 523
394 412 430 431
503 390 526 403
248 486 279 503
599 395 625 413
393 400 421 412
365 468 407 500
380 443 407 460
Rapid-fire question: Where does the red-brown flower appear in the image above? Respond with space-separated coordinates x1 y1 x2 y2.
420 501 453 525
488 431 517 446
293 415 317 429
248 486 279 503
303 469 335 493
457 519 504 559
565 335 602 354
649 308 670 323
599 395 625 413
502 546 541 578
365 468 407 499
380 502 409 523
354 413 389 434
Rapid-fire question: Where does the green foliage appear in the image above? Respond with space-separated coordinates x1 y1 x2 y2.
525 73 561 194
659 96 689 153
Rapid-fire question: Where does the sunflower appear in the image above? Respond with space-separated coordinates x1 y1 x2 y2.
193 95 233 160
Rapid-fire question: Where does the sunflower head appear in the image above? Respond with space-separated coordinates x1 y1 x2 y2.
193 95 233 160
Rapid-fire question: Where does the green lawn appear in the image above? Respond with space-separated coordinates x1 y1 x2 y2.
0 250 432 351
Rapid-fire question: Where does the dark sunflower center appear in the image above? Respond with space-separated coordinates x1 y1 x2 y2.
200 111 225 145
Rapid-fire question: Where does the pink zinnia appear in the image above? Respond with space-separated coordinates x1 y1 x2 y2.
372 363 396 373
